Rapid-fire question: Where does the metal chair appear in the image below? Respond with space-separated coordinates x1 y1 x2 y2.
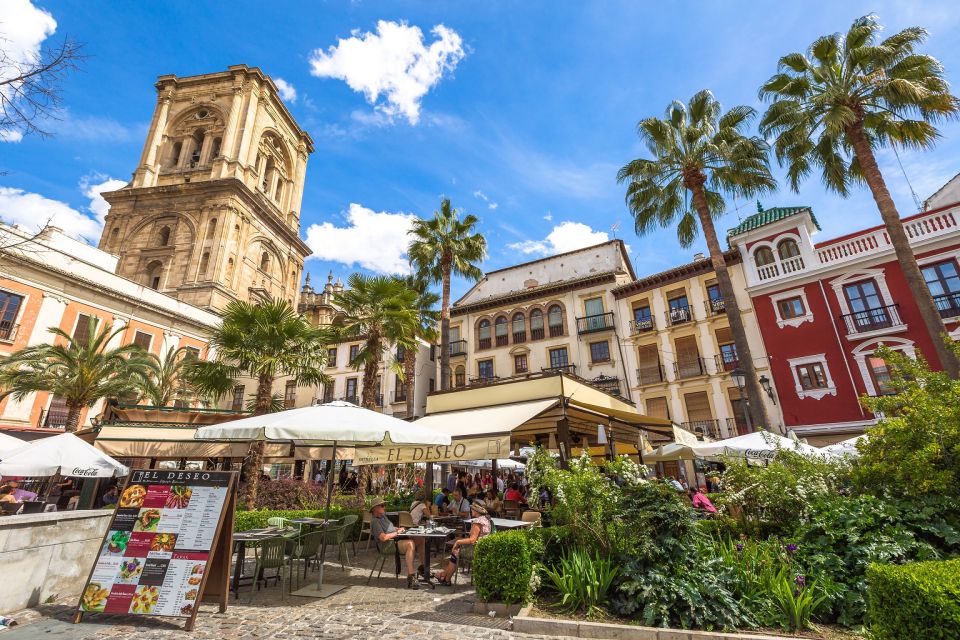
338 514 358 554
366 539 400 585
398 511 414 527
267 516 288 528
248 537 289 601
323 519 354 570
286 530 323 589
503 499 521 519
359 511 374 551
521 511 542 527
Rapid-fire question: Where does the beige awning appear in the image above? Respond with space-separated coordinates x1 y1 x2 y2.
413 398 559 438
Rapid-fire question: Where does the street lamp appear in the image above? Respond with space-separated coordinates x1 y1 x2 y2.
730 367 754 433
759 375 777 404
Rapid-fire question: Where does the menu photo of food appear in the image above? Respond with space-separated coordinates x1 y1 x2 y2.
129 585 160 614
186 563 204 586
150 533 177 554
133 508 162 532
164 486 192 509
119 484 146 508
116 558 144 584
103 530 131 556
80 582 111 612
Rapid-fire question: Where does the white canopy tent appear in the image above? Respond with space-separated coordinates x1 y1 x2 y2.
821 435 866 457
0 433 129 478
461 458 525 470
644 442 697 463
0 432 27 457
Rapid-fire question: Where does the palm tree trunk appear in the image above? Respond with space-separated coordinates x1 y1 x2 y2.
439 254 452 390
242 374 274 510
690 184 775 433
846 123 960 379
355 336 381 506
404 348 416 418
64 403 82 433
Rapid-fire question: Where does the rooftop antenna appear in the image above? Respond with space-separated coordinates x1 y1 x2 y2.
609 220 621 238
891 145 923 212
730 195 748 223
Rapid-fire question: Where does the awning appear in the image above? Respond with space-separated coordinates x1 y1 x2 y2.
567 398 672 429
411 398 559 438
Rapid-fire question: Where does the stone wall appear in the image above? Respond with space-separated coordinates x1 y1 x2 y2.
0 510 112 612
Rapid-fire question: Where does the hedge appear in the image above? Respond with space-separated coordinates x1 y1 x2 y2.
234 507 363 538
473 530 533 605
867 559 960 640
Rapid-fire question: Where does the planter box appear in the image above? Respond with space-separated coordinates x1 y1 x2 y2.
512 614 805 640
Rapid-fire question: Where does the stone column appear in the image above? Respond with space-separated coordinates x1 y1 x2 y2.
236 79 262 177
217 83 245 177
135 91 172 188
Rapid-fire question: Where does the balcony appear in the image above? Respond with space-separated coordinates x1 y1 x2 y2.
666 305 693 326
933 292 960 319
449 339 467 357
590 374 622 398
630 317 656 334
682 419 724 440
392 390 407 403
38 406 69 429
548 323 564 338
704 298 725 315
0 322 18 342
478 337 491 350
543 364 576 376
674 357 709 379
840 303 905 336
636 364 666 386
530 326 545 340
576 312 615 335
715 353 739 372
513 330 526 343
469 375 500 385
495 333 509 347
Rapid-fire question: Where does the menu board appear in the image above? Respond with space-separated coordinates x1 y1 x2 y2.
76 470 235 627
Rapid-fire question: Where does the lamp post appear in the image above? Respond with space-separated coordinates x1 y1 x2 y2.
758 375 777 404
730 368 754 433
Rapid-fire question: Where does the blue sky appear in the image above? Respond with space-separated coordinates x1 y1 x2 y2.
3 1 960 299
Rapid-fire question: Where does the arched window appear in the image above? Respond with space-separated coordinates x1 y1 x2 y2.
233 224 240 242
158 226 171 247
478 319 491 350
226 258 235 282
494 316 508 346
110 227 119 245
146 261 164 290
260 251 270 273
530 308 544 340
198 252 210 277
261 158 275 192
169 141 182 167
512 312 526 343
454 365 466 387
777 238 800 260
206 218 217 239
548 305 564 337
274 180 283 203
754 246 775 266
211 137 222 159
189 130 203 166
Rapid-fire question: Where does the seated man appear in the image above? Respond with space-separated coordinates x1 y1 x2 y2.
369 500 425 589
448 488 471 517
433 487 451 514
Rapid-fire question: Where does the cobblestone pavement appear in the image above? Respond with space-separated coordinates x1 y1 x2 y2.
6 547 566 639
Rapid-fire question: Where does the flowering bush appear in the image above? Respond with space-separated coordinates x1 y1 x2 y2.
604 454 648 486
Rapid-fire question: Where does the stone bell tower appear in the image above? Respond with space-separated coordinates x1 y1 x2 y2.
97 65 314 311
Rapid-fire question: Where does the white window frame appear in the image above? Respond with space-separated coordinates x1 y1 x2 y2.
830 268 895 318
787 353 837 400
770 287 813 328
0 288 29 345
851 337 915 397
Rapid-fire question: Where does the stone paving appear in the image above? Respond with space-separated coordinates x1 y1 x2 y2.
6 546 566 640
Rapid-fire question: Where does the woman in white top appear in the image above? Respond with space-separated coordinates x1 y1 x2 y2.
409 491 429 525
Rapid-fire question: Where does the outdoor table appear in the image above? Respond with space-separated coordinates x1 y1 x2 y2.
466 517 532 530
231 528 284 599
397 525 455 589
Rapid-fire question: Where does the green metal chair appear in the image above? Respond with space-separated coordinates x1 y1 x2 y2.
366 538 400 585
323 520 353 570
286 530 324 589
267 516 288 528
339 514 359 554
249 536 289 601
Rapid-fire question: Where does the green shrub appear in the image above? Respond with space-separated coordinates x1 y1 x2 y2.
473 530 533 604
526 524 576 568
542 546 618 615
233 507 362 537
867 559 960 640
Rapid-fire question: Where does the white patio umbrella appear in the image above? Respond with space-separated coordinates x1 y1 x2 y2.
0 432 27 457
821 435 866 457
690 430 826 462
643 442 698 462
0 433 129 477
194 400 452 597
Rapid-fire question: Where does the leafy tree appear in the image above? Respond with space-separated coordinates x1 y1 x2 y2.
759 14 960 377
0 320 151 432
399 275 439 418
856 345 960 499
408 198 487 390
136 346 199 407
187 299 329 508
618 90 775 429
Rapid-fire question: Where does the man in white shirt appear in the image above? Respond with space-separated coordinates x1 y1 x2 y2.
449 488 471 517
495 475 504 494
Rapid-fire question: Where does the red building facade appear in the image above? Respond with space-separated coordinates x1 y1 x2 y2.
727 200 960 445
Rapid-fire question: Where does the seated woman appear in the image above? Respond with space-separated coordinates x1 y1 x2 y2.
433 502 492 585
483 488 502 517
0 485 19 507
409 491 429 525
688 487 717 514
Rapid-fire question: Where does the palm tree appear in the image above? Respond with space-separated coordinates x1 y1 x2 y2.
618 90 776 432
137 346 198 407
0 320 152 432
758 14 960 377
408 198 487 390
187 299 330 508
333 273 422 502
400 275 440 418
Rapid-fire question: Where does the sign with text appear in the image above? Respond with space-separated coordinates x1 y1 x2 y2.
75 470 236 631
352 435 511 466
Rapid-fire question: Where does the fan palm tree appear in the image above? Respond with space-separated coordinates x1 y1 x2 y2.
137 346 199 407
618 90 776 432
758 14 960 377
408 198 487 390
187 299 330 508
0 320 152 433
400 275 440 418
333 273 422 502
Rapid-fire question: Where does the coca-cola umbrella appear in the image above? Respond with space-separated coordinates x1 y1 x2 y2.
0 433 129 477
0 432 26 457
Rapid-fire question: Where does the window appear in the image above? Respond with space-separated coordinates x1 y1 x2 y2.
718 343 738 371
132 331 153 351
394 376 406 401
206 218 217 239
396 345 406 362
183 346 200 361
632 305 653 331
668 294 691 324
349 344 360 363
583 297 605 330
548 305 564 337
478 319 492 349
922 259 960 318
430 345 436 361
530 309 544 340
44 396 70 428
170 141 182 167
843 280 891 331
327 347 338 367
260 252 271 273
754 246 775 266
548 347 569 369
674 335 703 378
495 316 509 346
322 383 334 404
198 252 210 277
636 344 663 384
73 314 92 344
514 353 528 373
284 380 297 408
454 365 466 387
777 239 800 260
777 296 806 319
590 341 610 363
231 385 245 411
146 260 164 290
512 313 526 343
477 359 494 379
158 226 171 247
706 283 724 313
795 363 828 390
866 356 895 396
0 291 23 341
428 378 435 392
644 397 670 421
345 378 358 402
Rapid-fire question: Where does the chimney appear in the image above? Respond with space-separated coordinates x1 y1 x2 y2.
693 252 706 262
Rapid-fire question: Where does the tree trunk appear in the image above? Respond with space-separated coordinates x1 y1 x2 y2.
242 375 274 510
64 403 82 433
846 123 960 379
355 335 382 506
439 254 452 390
404 347 416 418
690 183 775 433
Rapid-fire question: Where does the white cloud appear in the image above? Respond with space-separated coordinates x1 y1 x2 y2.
543 213 553 221
0 129 23 143
308 20 465 124
473 189 498 210
274 78 297 103
304 203 416 274
0 174 125 243
0 0 58 142
508 221 609 256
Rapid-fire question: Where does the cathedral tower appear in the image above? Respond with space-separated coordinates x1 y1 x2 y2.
98 65 313 311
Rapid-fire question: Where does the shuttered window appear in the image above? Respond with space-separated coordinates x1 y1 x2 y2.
715 327 733 344
637 344 659 367
675 336 700 365
73 314 92 343
683 391 713 422
284 380 297 408
645 397 669 420
133 331 153 350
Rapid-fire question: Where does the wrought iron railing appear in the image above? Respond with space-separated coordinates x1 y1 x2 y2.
449 339 467 356
576 312 615 335
933 292 960 319
674 357 709 379
666 305 693 326
636 365 666 385
840 303 903 335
